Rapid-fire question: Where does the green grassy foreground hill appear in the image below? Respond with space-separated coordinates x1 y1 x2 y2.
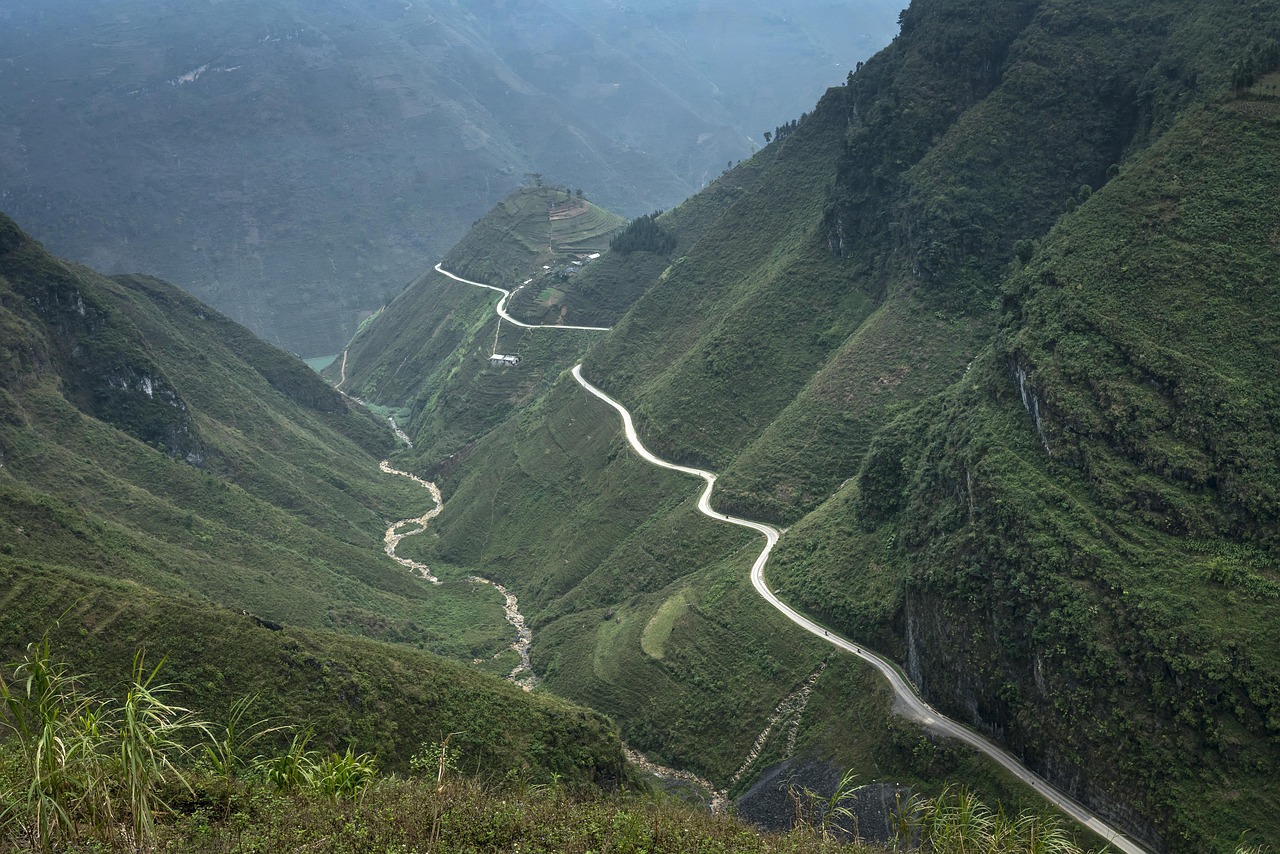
345 1 1280 851
0 563 624 782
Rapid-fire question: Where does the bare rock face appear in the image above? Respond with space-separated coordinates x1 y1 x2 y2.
734 756 910 846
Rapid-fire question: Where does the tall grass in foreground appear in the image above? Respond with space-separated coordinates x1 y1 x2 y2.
1 640 1267 853
0 637 209 850
790 774 1083 853
896 784 1077 853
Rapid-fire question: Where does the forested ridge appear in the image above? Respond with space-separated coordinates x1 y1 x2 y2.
2 0 1278 850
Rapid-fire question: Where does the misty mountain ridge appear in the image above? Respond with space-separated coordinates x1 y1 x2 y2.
0 0 903 356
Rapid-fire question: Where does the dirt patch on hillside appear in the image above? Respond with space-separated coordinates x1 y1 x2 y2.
549 199 589 220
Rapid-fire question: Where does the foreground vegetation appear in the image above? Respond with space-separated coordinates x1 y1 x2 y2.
0 563 625 787
1 774 1105 854
0 638 1112 853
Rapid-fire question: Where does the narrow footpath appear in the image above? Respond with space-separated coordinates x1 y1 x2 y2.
731 663 826 786
570 364 1150 854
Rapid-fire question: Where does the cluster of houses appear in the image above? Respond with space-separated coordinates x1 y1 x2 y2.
540 252 601 278
489 253 604 368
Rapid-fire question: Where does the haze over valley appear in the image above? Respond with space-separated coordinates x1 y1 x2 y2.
2 1 1279 852
0 0 901 355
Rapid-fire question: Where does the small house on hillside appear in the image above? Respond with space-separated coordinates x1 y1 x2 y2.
490 353 521 366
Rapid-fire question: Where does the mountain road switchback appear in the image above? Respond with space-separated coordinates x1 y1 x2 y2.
570 363 1150 854
435 263 612 331
425 260 1149 853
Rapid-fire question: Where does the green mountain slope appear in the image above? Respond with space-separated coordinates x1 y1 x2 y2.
0 561 624 782
0 213 496 656
333 186 624 465
818 96 1279 849
0 212 626 782
341 1 1280 850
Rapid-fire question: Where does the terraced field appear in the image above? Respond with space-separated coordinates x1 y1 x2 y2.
446 187 624 281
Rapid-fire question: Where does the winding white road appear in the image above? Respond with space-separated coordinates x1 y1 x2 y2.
435 263 611 332
571 364 1150 854
422 263 1147 850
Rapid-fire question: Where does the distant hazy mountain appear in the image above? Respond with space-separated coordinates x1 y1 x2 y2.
0 0 902 355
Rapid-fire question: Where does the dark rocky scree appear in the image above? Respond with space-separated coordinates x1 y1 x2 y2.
735 757 909 846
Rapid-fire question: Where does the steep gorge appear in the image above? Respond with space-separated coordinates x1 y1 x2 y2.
339 0 1280 849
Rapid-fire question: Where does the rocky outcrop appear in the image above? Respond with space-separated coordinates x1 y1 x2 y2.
735 757 910 845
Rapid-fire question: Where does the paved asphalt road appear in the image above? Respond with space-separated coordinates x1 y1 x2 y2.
571 363 1150 854
435 264 611 331
431 261 1151 854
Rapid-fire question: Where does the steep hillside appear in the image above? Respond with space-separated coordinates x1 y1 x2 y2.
437 186 625 294
0 212 627 784
336 166 791 468
0 0 904 355
775 96 1280 850
0 213 534 668
333 186 625 465
348 1 1280 851
0 561 624 782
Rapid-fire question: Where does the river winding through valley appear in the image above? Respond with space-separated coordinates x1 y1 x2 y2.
378 456 538 690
